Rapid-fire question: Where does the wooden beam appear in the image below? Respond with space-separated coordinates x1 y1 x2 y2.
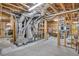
1 3 21 12
8 3 26 11
44 20 48 39
0 8 12 18
72 3 75 9
0 16 10 19
70 13 73 48
0 12 10 17
57 20 60 47
20 3 30 9
64 18 66 47
10 16 16 43
0 13 10 22
54 8 79 16
49 5 57 13
60 3 70 20
60 3 65 10
72 3 75 18
0 19 10 22
1 4 17 12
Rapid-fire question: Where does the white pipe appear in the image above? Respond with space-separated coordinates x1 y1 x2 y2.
28 3 43 11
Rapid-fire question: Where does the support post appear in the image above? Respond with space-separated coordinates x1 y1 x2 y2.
11 16 16 44
64 19 66 47
57 21 60 47
44 20 47 40
64 32 66 47
13 21 16 43
70 19 73 48
57 31 60 47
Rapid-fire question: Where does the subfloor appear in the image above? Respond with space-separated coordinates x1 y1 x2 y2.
1 37 79 56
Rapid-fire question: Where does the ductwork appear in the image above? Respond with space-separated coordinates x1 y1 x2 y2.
14 10 43 46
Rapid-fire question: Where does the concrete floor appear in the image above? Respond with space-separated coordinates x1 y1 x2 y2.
2 37 79 56
0 39 14 49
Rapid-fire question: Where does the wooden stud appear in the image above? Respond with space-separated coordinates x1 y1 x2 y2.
13 21 16 43
10 16 16 43
1 3 23 13
49 5 57 13
44 20 47 40
64 18 66 47
70 14 73 48
8 3 26 11
57 30 60 47
64 31 66 47
60 3 70 20
57 19 60 47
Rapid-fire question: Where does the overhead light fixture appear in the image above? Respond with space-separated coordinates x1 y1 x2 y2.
28 3 43 11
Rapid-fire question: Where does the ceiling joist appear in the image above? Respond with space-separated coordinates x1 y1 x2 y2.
7 4 26 11
60 3 70 20
49 5 57 13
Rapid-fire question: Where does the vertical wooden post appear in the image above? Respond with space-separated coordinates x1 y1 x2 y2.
64 19 66 47
64 31 66 47
11 16 16 43
70 16 73 48
57 20 60 47
57 32 60 47
44 20 47 40
13 21 16 43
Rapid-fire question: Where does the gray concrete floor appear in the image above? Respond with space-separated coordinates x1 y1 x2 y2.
0 39 13 49
2 37 79 56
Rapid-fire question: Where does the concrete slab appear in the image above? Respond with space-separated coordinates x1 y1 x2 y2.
2 37 79 56
0 39 45 55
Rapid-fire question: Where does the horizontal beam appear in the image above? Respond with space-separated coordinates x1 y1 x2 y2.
1 18 11 21
60 3 65 10
54 8 79 16
7 4 26 11
0 8 12 15
49 5 57 13
60 3 70 20
45 8 79 20
1 3 23 13
20 3 30 9
0 16 10 19
1 4 17 12
0 12 11 17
